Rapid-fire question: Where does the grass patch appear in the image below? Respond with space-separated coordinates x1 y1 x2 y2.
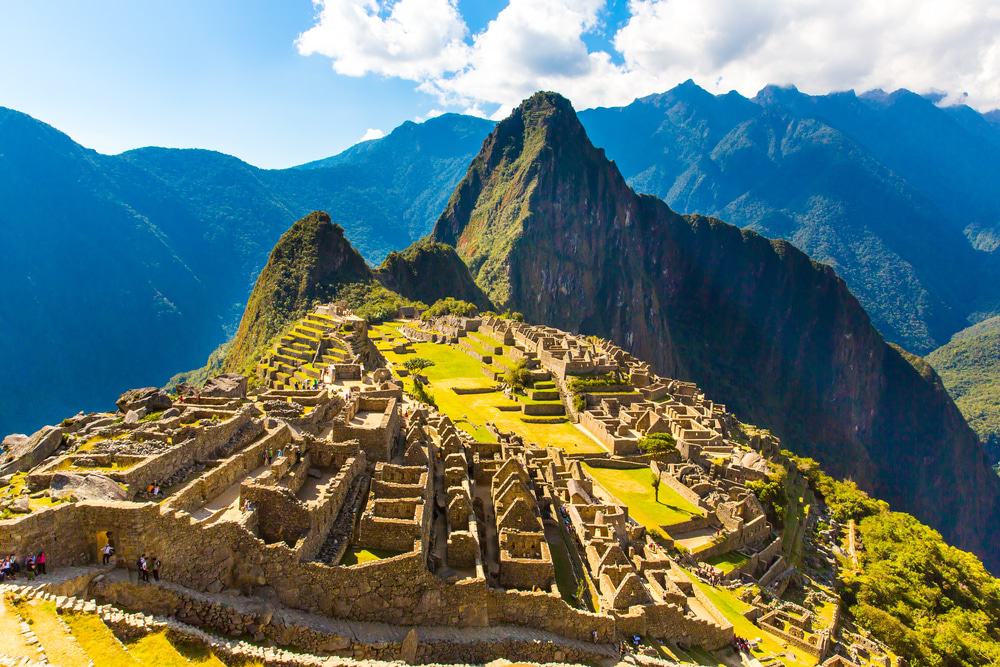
375 322 603 454
704 550 750 574
63 611 139 665
583 464 703 535
341 547 402 565
128 630 226 666
19 600 91 667
684 573 816 667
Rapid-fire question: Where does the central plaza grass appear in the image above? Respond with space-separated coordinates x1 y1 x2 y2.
582 464 703 534
372 322 603 454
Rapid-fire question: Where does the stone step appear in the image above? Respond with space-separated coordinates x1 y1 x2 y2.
18 600 90 667
0 594 44 664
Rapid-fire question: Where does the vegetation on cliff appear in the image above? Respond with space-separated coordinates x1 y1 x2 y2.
787 455 1000 667
376 240 492 309
334 281 424 324
223 211 371 375
927 315 1000 467
431 90 1000 572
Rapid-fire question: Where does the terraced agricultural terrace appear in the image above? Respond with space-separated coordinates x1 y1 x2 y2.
0 304 892 667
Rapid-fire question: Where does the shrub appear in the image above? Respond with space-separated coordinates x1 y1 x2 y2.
567 372 625 394
421 297 479 320
637 432 677 454
336 282 425 323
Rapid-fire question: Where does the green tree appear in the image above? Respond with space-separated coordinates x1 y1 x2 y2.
637 432 677 455
503 359 531 393
402 357 435 372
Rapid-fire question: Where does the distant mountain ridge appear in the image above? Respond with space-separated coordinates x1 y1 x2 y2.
431 91 1000 572
3 80 1000 435
0 107 489 435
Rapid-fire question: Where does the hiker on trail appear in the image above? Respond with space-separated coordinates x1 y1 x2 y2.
151 556 161 582
36 550 46 575
102 543 114 565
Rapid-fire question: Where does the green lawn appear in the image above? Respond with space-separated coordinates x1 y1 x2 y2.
704 550 750 574
582 464 703 534
374 322 603 454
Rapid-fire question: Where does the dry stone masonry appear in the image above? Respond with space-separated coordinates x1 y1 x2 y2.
0 305 867 665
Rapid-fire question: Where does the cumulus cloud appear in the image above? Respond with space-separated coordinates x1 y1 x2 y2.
358 128 386 141
296 0 469 79
297 0 1000 113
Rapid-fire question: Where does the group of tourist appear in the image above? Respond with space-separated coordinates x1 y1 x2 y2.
0 550 47 581
136 554 161 582
264 444 303 466
291 379 320 390
732 635 758 654
144 480 164 497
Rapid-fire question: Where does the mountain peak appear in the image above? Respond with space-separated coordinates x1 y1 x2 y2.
223 210 372 374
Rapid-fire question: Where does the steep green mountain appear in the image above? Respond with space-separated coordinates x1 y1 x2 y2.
432 91 1000 572
375 240 492 309
0 108 487 436
579 82 1000 353
928 316 1000 466
222 211 371 375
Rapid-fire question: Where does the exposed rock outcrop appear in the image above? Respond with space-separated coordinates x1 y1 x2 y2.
0 425 65 475
116 387 172 414
201 373 249 399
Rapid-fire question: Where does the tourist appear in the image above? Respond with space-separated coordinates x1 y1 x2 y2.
102 543 114 565
25 554 35 580
8 553 19 578
36 550 46 575
138 554 149 582
151 556 161 582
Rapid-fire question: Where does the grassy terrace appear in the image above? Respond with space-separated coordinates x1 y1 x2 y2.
372 322 602 454
684 575 817 667
582 464 703 535
704 550 751 574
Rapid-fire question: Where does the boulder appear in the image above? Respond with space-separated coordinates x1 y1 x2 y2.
162 407 181 419
116 387 172 414
201 374 248 399
50 472 128 502
0 426 65 476
2 434 28 451
124 409 145 424
10 496 30 513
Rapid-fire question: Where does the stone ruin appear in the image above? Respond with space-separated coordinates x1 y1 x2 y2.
0 305 828 664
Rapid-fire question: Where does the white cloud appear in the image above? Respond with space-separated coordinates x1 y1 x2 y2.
297 0 1000 113
358 127 386 141
296 0 469 79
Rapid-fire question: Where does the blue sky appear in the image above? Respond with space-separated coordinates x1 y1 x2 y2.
2 0 998 168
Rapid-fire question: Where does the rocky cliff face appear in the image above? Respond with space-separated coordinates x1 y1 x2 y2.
375 240 492 309
223 211 372 375
433 92 1000 571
